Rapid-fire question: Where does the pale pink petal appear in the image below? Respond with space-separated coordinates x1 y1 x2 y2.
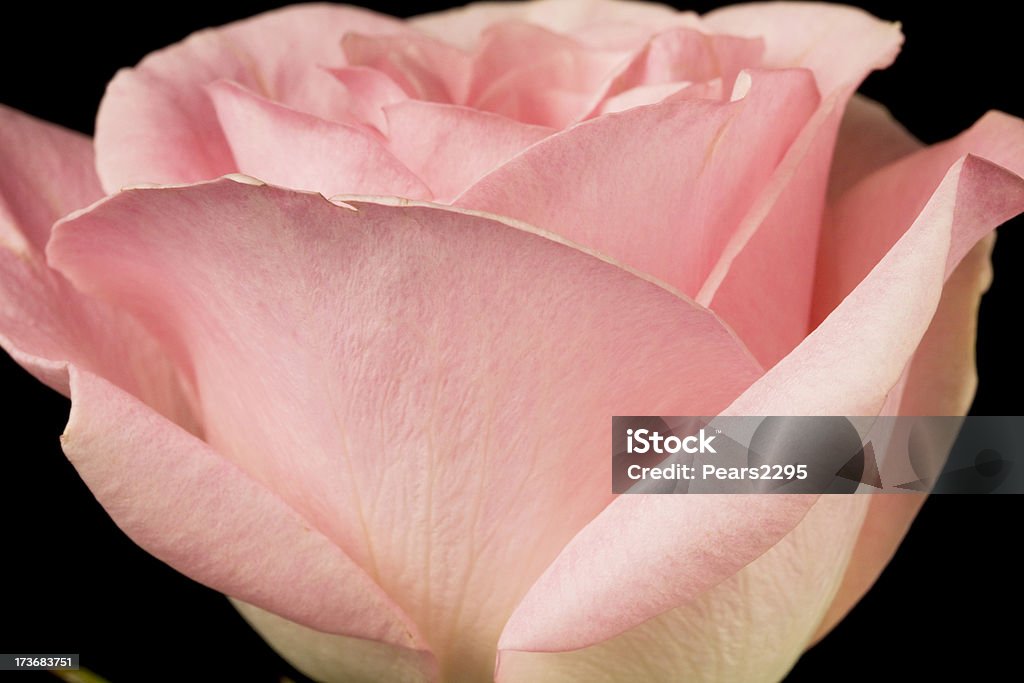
62 366 434 678
233 601 437 683
815 112 1024 325
499 155 1024 657
899 234 997 417
342 32 472 104
497 497 868 682
0 104 99 386
695 25 902 367
703 2 904 96
729 155 1024 417
456 69 819 297
472 68 601 127
411 0 699 50
596 80 696 114
591 27 763 112
207 80 431 199
467 22 628 125
49 179 762 678
827 94 921 201
384 101 553 201
469 22 625 100
499 495 818 653
813 234 997 643
0 106 191 425
0 105 99 252
564 21 675 50
328 66 410 132
696 92 848 367
95 4 407 191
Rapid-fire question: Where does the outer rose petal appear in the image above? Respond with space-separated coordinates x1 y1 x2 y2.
497 155 1024 659
729 155 1023 417
95 4 407 191
410 0 699 51
49 179 762 680
812 234 996 643
0 106 103 390
0 106 99 253
207 80 432 199
827 95 921 201
497 497 868 683
62 367 431 668
704 2 904 96
814 111 1024 323
0 106 190 425
498 495 817 653
456 69 819 297
233 601 436 683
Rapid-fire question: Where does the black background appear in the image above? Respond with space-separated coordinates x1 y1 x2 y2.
1 1 1021 681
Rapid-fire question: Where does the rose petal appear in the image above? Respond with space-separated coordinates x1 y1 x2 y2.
49 179 762 677
827 94 921 201
342 32 472 104
61 366 433 670
499 154 1024 657
498 494 817 654
703 2 904 96
589 26 763 113
233 601 437 683
694 93 850 367
812 233 997 643
467 22 628 126
456 68 819 297
0 105 190 425
207 80 432 199
383 100 553 201
328 66 410 132
695 25 902 367
815 111 1024 324
596 80 696 115
497 497 868 682
411 0 699 51
95 4 407 191
473 74 599 128
729 154 1024 417
0 105 100 253
0 104 101 390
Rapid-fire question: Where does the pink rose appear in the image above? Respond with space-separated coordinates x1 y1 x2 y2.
1 0 1021 681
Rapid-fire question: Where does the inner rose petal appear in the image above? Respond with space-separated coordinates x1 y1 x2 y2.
342 32 473 104
589 26 763 113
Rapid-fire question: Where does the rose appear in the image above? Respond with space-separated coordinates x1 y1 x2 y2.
0 0 1019 679
2 0 1015 679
